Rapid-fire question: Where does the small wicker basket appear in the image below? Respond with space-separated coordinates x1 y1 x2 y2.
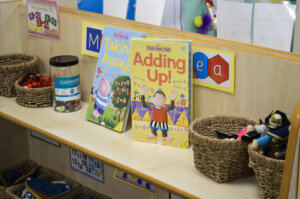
248 146 284 199
190 115 256 183
15 75 53 108
0 54 38 97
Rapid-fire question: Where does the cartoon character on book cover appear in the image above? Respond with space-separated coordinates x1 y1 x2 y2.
140 86 179 142
86 27 144 132
131 39 191 148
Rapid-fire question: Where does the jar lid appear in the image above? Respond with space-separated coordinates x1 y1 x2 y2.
49 55 78 67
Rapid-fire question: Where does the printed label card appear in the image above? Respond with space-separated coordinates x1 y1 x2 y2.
27 0 60 40
193 46 235 93
253 3 296 52
135 0 166 26
114 168 157 195
70 149 104 183
217 0 253 44
81 21 104 57
103 0 129 19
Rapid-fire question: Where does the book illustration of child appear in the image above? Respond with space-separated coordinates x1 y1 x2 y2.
92 77 113 120
140 85 179 143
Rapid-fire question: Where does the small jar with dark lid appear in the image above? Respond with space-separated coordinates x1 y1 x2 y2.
50 55 81 112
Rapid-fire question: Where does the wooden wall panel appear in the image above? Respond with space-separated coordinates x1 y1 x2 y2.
0 117 29 170
28 136 170 199
0 1 21 54
13 4 300 121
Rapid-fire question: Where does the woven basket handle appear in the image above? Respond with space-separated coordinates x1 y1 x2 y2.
248 158 255 168
19 73 40 85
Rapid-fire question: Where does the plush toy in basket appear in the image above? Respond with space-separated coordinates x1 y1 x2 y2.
15 73 53 108
189 115 257 183
246 110 290 199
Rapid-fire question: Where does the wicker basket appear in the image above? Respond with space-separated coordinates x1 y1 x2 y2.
248 146 284 199
6 166 80 199
0 160 39 188
189 115 256 183
15 75 53 108
0 54 37 97
0 190 15 199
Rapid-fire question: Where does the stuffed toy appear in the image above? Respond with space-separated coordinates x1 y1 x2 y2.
241 122 265 142
250 110 290 159
216 131 237 140
194 14 212 34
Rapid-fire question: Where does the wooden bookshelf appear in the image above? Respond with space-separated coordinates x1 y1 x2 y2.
1 1 300 198
0 96 260 199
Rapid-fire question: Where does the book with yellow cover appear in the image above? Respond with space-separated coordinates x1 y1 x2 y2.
130 38 192 148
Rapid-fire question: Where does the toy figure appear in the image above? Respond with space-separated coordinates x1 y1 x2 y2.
251 110 290 159
92 77 113 119
241 124 262 142
140 85 179 143
216 131 237 140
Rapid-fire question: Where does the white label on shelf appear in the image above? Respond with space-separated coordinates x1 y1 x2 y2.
70 149 104 183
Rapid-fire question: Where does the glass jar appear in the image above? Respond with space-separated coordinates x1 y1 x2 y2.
50 55 81 112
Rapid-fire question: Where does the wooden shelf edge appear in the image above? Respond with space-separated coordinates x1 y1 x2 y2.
0 111 201 199
279 101 300 199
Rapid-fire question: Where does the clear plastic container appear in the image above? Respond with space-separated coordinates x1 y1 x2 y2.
50 55 81 112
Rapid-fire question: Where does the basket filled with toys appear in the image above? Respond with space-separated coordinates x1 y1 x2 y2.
15 73 53 108
247 110 290 199
0 54 37 97
5 164 80 199
189 115 257 183
0 160 40 189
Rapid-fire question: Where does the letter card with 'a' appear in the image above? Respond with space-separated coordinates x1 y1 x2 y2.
193 46 235 93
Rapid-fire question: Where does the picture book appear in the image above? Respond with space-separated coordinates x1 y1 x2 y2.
86 26 145 133
130 38 192 148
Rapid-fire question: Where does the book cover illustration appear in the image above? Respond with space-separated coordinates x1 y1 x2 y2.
130 39 192 148
86 27 144 132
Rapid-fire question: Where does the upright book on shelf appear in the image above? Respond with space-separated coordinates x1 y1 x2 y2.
86 27 145 132
130 38 192 148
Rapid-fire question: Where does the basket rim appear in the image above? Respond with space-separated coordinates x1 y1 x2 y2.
0 54 37 72
248 145 285 170
190 115 257 145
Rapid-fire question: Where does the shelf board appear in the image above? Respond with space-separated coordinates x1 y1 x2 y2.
0 96 260 199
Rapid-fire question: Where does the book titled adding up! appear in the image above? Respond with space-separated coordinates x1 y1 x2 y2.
130 39 192 148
